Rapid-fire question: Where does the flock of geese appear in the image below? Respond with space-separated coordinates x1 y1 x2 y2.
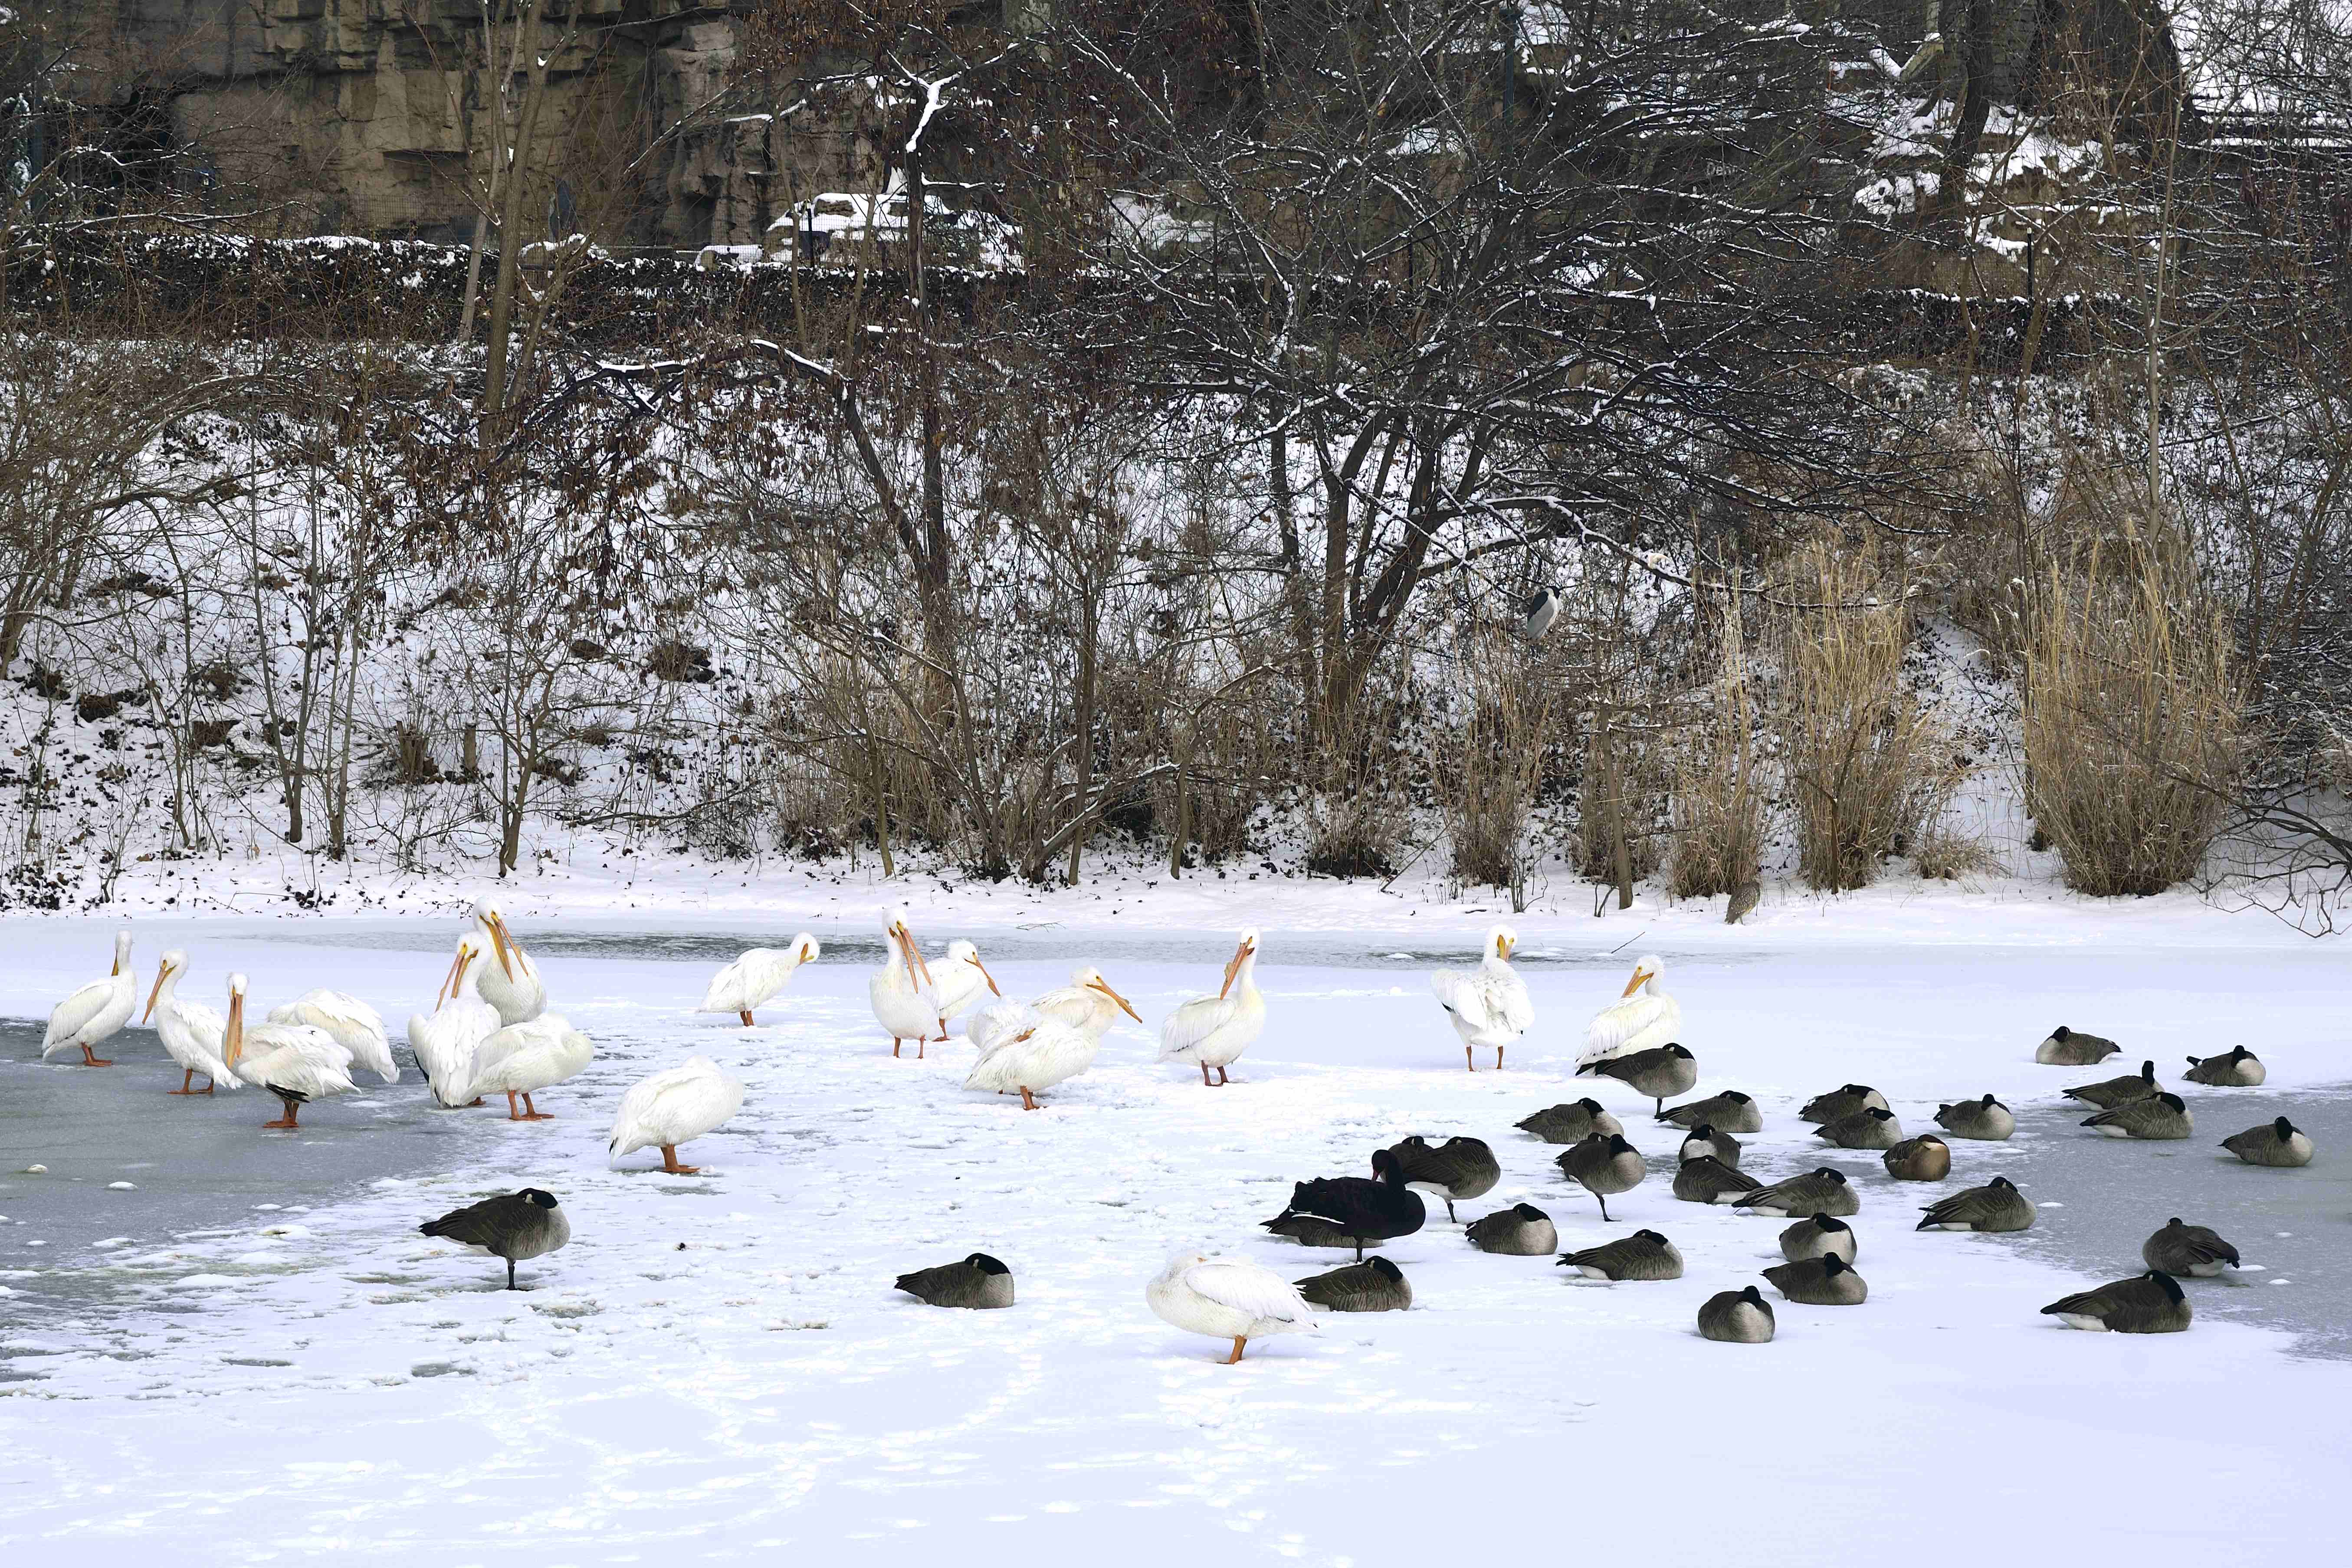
28 915 2318 1353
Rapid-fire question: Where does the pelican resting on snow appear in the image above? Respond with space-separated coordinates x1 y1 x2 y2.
699 933 820 1026
407 933 501 1107
469 1016 594 1120
43 927 136 1066
469 899 545 1025
1430 923 1533 1071
869 909 948 1057
1147 1250 1316 1364
1578 953 1678 1067
142 950 238 1094
268 989 397 1084
963 1013 1097 1109
609 1055 744 1174
223 973 356 1129
1158 928 1263 1086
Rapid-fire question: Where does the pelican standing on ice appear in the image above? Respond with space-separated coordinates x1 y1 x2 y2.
1158 929 1264 1086
1577 953 1680 1068
468 1016 594 1121
43 928 136 1066
869 909 947 1057
408 933 500 1107
469 900 545 1025
268 989 397 1084
223 974 356 1129
930 940 1001 1028
1431 923 1533 1071
1146 1250 1316 1364
142 951 238 1094
699 933 821 1026
609 1056 745 1174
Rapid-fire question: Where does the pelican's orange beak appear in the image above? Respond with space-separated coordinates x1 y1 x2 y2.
225 992 245 1067
141 964 172 1023
438 947 466 1007
974 959 1002 997
1220 939 1252 1000
1621 966 1652 998
487 915 519 980
1088 977 1142 1020
1499 935 1515 959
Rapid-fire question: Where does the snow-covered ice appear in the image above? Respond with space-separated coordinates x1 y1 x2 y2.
0 902 2348 1563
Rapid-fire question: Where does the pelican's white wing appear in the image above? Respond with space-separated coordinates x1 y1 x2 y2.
409 997 500 1105
1433 966 1532 1033
1183 1261 1314 1328
269 991 396 1083
966 1000 1040 1060
608 1058 745 1159
1157 994 1240 1062
700 949 800 1013
43 977 124 1057
931 961 996 1022
1578 991 1680 1067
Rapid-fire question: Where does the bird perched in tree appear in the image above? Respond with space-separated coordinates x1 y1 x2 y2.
1518 586 1561 641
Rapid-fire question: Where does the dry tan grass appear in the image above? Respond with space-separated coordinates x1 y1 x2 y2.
1438 630 1555 892
1670 582 1764 901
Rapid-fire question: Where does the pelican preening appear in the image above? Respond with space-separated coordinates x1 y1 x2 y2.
468 1016 594 1121
963 1014 1098 1109
1158 928 1264 1086
699 934 821 1026
1430 924 1533 1071
870 909 948 1057
1029 966 1143 1040
1147 1250 1316 1364
43 928 136 1066
408 933 501 1108
1578 953 1679 1068
608 1055 744 1174
223 972 357 1129
268 990 398 1085
469 900 545 1026
143 951 238 1094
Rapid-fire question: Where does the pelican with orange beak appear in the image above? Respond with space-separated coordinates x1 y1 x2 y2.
869 909 948 1057
1431 923 1534 1071
929 939 1002 1029
468 899 545 1025
222 973 356 1129
407 932 500 1107
143 950 239 1095
41 927 136 1066
1577 953 1680 1068
1157 929 1264 1086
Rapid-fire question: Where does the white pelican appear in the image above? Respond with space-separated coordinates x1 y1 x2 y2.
268 990 397 1084
1146 1250 1315 1364
1431 924 1534 1071
42 927 136 1066
929 939 1001 1026
407 934 500 1107
223 974 356 1129
699 933 821 1026
469 899 545 1025
869 909 947 1057
608 1055 744 1174
1157 929 1263 1086
141 950 238 1094
965 966 1141 1060
963 1014 1098 1109
468 1016 594 1121
1576 953 1679 1068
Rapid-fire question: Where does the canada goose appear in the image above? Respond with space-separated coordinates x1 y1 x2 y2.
2064 1060 2160 1109
607 1056 745 1174
1580 955 1679 1066
2082 1092 2192 1140
1557 1133 1647 1220
2221 1117 2313 1168
1800 1084 1889 1125
2182 1046 2264 1087
1148 1251 1315 1363
1815 1106 1903 1150
1296 1256 1412 1312
1698 1285 1775 1342
2036 1025 2120 1066
1263 1148 1427 1260
2142 1219 2240 1277
1678 1124 1742 1166
1466 1203 1558 1255
418 1187 570 1290
1672 1154 1762 1204
1778 1213 1858 1263
1916 1175 2035 1232
1882 1133 1952 1181
1430 925 1533 1070
1578 1043 1697 1115
1764 1253 1867 1305
1935 1095 2015 1140
1515 1099 1624 1143
699 934 822 1026
1657 1089 1761 1133
1737 1168 1857 1218
1383 1135 1501 1222
1558 1230 1684 1280
2040 1270 2190 1333
895 1253 1014 1309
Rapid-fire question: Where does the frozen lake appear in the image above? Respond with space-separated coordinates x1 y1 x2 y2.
1 912 2348 1562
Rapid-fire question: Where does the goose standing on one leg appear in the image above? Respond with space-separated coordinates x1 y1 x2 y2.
42 928 136 1067
407 934 501 1108
142 951 239 1095
869 909 947 1058
1430 924 1532 1071
1158 929 1264 1086
469 900 546 1025
268 989 398 1084
222 974 357 1129
699 933 820 1027
1577 953 1678 1068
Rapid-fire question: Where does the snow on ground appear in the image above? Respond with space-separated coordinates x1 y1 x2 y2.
1 909 2348 1564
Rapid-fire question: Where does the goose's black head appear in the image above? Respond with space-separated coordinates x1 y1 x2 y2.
1816 1168 1847 1185
2273 1117 2297 1140
2165 1217 2184 1229
1688 1124 1717 1141
1633 1230 1668 1244
1395 1135 1431 1153
2157 1092 2186 1112
1740 1285 1765 1304
967 1253 1010 1275
521 1188 559 1209
2230 1046 2255 1061
1371 1148 1406 1182
1820 1254 1850 1276
1512 1203 1548 1222
1664 1044 1693 1060
1811 1214 1849 1233
1607 1134 1636 1154
1844 1083 1874 1096
1722 1090 1752 1104
2137 1060 2155 1080
1864 1107 1893 1122
1988 1176 2016 1191
1368 1255 1404 1281
2147 1270 2185 1302
2051 1025 2073 1040
1981 1094 2002 1108
1577 1097 1607 1114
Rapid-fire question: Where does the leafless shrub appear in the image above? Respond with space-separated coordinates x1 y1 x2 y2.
1670 588 1764 902
1437 631 1553 893
1912 819 2004 881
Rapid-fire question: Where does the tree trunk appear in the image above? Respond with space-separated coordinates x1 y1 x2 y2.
1066 592 1097 885
479 0 553 448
